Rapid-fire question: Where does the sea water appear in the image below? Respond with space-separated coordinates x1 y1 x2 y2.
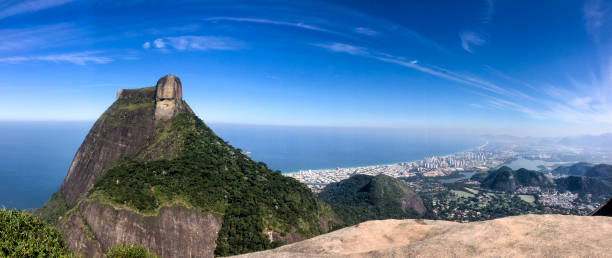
0 122 482 209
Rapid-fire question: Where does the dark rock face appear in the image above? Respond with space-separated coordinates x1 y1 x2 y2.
57 212 104 257
60 92 158 205
63 201 222 257
592 198 612 216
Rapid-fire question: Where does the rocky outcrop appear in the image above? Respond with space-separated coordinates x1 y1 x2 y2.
58 201 222 257
155 74 185 121
235 214 612 258
60 75 190 205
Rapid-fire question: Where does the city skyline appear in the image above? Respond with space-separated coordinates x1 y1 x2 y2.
1 0 612 136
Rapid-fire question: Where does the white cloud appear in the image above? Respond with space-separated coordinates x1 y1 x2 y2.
313 42 528 100
460 31 486 53
0 51 112 65
0 0 74 20
314 43 368 55
151 36 243 52
142 42 151 49
354 27 378 36
0 23 80 52
153 38 165 48
205 17 335 34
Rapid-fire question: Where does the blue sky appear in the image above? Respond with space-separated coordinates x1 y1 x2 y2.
0 0 611 136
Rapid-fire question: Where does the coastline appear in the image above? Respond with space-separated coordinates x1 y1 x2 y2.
283 140 488 175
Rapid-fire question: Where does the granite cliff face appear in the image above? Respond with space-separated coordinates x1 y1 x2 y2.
37 74 336 257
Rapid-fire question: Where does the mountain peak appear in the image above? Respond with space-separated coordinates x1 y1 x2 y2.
155 74 184 121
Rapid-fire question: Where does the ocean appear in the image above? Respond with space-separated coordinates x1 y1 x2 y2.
0 121 482 209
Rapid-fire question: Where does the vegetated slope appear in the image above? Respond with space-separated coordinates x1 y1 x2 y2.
0 209 73 257
554 176 612 195
90 112 336 256
318 174 425 225
234 214 612 258
552 162 593 176
477 166 612 197
478 166 554 192
553 162 612 179
35 75 338 257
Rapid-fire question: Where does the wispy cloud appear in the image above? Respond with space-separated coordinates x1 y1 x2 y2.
354 27 378 36
149 36 243 52
0 0 74 20
313 42 529 100
460 31 486 53
0 51 112 65
583 0 605 40
314 43 368 55
481 0 495 24
205 17 334 33
0 23 81 52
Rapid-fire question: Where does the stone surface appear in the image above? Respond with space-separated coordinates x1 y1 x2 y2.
60 95 157 205
155 74 184 121
62 200 223 258
235 214 612 258
57 212 104 257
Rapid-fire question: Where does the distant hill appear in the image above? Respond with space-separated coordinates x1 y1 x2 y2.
555 176 612 195
478 166 554 192
318 174 425 225
552 162 593 176
476 166 612 197
553 163 612 179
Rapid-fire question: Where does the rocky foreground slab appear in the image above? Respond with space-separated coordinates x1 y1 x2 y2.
235 214 612 258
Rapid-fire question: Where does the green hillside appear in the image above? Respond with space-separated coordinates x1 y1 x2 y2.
318 174 425 225
479 166 554 192
88 112 336 256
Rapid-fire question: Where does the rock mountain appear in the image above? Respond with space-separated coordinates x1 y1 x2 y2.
36 75 339 257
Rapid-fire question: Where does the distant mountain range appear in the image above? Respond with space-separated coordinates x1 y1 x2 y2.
475 166 612 196
552 162 612 179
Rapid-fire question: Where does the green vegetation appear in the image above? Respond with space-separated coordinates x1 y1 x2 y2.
451 189 475 198
422 189 541 221
318 174 424 225
106 244 158 258
555 176 612 195
89 112 334 256
36 190 71 225
519 195 535 204
0 209 73 257
101 88 156 129
479 166 554 192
